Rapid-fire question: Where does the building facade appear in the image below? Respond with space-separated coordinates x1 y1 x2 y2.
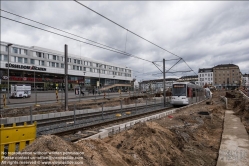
242 74 249 88
0 41 133 91
178 75 198 84
198 68 213 86
139 78 178 92
213 64 241 89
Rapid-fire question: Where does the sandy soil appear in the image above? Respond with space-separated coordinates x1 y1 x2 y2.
2 91 226 166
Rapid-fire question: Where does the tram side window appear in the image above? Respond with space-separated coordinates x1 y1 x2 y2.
187 87 191 97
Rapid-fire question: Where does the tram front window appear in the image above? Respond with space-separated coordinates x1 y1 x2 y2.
172 84 186 96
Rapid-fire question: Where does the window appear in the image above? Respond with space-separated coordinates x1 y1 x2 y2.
56 63 59 68
3 55 8 61
30 59 35 64
41 61 44 66
61 63 64 68
77 60 81 64
83 67 86 71
18 57 22 63
53 55 57 60
74 59 77 64
73 65 76 70
90 68 92 72
24 58 28 63
90 62 92 66
36 52 42 57
68 58 71 63
13 47 18 54
51 62 55 67
24 49 28 55
62 57 64 61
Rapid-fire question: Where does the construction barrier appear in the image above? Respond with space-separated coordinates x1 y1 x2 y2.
0 122 37 162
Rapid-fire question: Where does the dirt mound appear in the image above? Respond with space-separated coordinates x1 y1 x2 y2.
2 91 226 166
102 94 225 166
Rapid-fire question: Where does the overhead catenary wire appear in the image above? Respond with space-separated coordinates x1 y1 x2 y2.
73 0 197 75
0 9 153 64
0 9 127 56
2 5 197 77
74 0 181 59
1 16 153 63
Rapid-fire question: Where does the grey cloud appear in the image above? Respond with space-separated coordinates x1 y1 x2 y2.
1 1 249 80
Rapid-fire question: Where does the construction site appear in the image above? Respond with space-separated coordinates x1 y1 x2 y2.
0 89 248 166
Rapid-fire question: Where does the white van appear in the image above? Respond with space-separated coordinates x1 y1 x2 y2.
11 84 31 98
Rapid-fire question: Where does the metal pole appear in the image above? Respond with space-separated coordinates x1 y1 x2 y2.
61 83 63 104
74 104 76 124
30 106 32 124
120 100 122 111
34 71 39 106
7 44 12 104
163 58 166 107
65 44 68 111
79 86 80 102
102 102 104 120
146 98 148 111
135 99 137 114
99 66 100 95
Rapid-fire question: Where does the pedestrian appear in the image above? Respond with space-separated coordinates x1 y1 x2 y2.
92 89 95 95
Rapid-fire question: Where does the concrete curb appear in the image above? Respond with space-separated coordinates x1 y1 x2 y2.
79 99 206 142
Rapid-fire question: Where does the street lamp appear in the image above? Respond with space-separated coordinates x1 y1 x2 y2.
7 43 13 104
98 64 103 95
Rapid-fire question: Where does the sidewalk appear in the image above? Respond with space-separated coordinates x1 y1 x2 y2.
217 110 249 166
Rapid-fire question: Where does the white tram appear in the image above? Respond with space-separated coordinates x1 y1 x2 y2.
170 82 205 106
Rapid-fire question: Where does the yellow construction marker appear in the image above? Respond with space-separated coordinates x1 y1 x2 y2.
125 112 131 115
116 113 122 117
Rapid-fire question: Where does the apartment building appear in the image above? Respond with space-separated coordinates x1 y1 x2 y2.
198 68 213 86
213 64 241 89
242 73 249 88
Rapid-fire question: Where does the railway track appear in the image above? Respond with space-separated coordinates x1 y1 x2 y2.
36 102 173 140
37 103 163 127
57 105 174 142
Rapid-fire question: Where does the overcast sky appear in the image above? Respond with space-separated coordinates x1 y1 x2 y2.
1 1 249 82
